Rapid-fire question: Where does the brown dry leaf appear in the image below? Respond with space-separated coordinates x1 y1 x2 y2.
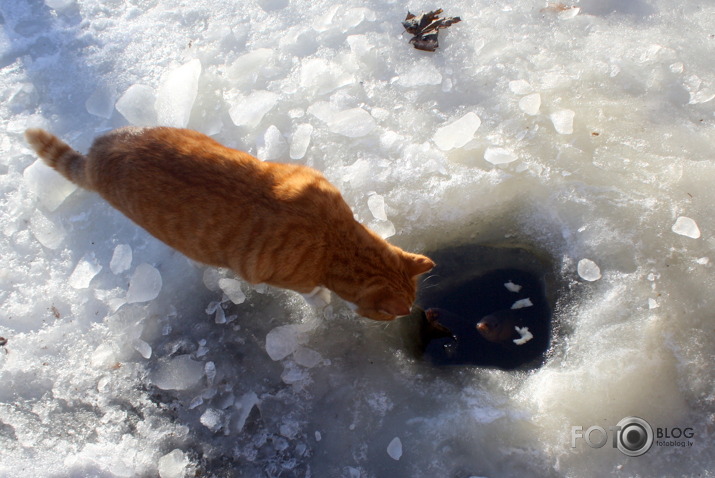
402 9 461 52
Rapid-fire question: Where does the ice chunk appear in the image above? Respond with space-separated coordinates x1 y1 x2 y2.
293 346 322 368
395 61 442 87
367 194 388 221
577 258 602 281
513 326 533 345
229 90 278 128
327 107 376 138
551 109 575 134
235 391 259 432
671 216 700 239
126 263 162 303
23 159 77 211
132 338 152 359
29 210 66 249
387 437 402 460
155 59 202 128
200 408 227 433
290 123 313 160
85 84 117 119
484 147 517 165
45 0 75 10
370 220 396 239
265 323 310 361
519 93 541 115
151 354 204 390
218 278 246 304
300 58 354 95
433 112 481 151
116 84 158 126
509 79 533 95
205 361 217 385
68 253 102 289
504 281 522 293
511 298 533 309
258 125 288 161
158 449 189 478
110 244 133 274
227 48 274 83
315 431 322 442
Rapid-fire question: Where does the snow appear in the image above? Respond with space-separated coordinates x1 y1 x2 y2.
2 0 714 476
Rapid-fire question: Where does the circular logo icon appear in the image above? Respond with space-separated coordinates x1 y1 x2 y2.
616 416 653 457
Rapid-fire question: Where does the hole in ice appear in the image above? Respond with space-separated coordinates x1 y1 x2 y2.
396 242 557 370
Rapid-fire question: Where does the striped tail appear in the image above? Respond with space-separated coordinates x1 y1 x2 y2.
24 128 91 189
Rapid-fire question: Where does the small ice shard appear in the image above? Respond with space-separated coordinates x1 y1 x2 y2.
299 58 354 95
155 59 202 128
327 107 376 138
132 338 152 359
433 112 481 151
671 216 701 239
293 346 322 368
68 253 102 289
23 159 77 211
110 244 133 274
229 90 278 128
151 354 204 390
126 263 162 303
513 326 533 345
504 281 522 293
648 298 659 309
484 147 517 165
290 123 313 160
519 93 541 115
115 84 158 126
511 298 533 309
265 324 310 361
577 258 602 281
370 220 396 239
85 85 117 119
509 79 533 95
234 391 259 432
551 109 575 134
367 194 388 221
205 361 217 385
218 278 246 304
227 48 274 84
387 437 402 461
258 125 288 161
200 408 226 433
157 449 190 478
29 210 66 249
315 431 322 442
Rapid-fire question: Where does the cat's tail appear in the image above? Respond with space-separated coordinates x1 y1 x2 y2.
25 128 92 189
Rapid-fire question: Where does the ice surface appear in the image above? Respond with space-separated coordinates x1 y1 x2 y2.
151 354 204 390
387 437 402 460
115 84 158 126
155 59 202 128
126 263 162 303
218 278 246 304
110 244 133 274
23 159 77 211
671 216 700 238
577 258 602 281
157 449 190 478
518 93 541 115
68 253 102 289
433 112 481 151
290 123 313 160
550 109 575 134
484 147 517 165
229 90 278 128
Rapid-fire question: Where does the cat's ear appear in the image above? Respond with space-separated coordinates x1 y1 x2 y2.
403 253 435 277
378 296 412 317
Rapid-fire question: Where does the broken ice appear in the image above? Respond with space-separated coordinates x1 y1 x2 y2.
218 278 246 304
23 159 77 212
433 112 481 151
519 93 541 115
126 263 163 303
115 84 158 126
258 125 288 161
155 59 202 128
68 253 102 289
229 90 278 128
504 281 522 293
513 326 533 346
387 437 402 461
551 109 575 134
157 449 190 478
290 123 313 160
265 323 310 361
671 216 701 239
326 107 376 138
110 243 133 274
367 194 388 221
151 354 204 390
577 258 602 281
484 147 517 165
511 298 533 309
29 210 66 250
85 84 117 119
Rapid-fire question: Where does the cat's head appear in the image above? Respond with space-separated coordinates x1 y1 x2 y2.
354 251 435 321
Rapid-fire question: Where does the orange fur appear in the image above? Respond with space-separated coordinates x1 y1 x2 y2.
25 127 434 320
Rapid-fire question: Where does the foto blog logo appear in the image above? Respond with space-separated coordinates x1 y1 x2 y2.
571 417 653 457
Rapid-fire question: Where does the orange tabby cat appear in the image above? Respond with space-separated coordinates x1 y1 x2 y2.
25 127 434 320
